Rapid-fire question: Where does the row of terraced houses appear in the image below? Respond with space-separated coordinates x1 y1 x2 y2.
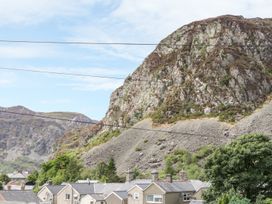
37 170 210 204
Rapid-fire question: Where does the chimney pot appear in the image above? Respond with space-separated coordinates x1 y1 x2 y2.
179 170 188 182
126 169 133 182
166 174 173 183
151 170 159 182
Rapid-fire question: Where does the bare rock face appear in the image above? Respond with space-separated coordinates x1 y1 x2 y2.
103 15 272 127
0 106 93 172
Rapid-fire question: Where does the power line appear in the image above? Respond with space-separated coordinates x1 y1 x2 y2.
0 39 159 46
0 109 217 137
0 67 148 81
0 109 271 140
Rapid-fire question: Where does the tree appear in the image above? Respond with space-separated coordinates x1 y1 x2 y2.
88 158 122 183
36 152 83 187
204 134 272 202
0 174 10 184
216 190 250 204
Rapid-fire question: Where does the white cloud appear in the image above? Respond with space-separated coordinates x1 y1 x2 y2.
0 45 58 59
0 0 105 25
112 0 272 40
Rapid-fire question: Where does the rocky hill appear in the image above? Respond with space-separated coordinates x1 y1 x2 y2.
104 15 272 127
80 15 272 173
0 105 93 173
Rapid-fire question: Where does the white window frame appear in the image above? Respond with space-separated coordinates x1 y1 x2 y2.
65 194 71 200
182 193 191 201
133 192 140 200
146 194 163 203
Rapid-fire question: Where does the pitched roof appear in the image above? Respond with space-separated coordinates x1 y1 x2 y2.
94 183 124 195
0 190 39 202
114 191 128 199
154 181 195 192
46 185 65 195
190 180 211 192
71 183 95 195
7 173 26 179
136 183 150 190
89 193 105 201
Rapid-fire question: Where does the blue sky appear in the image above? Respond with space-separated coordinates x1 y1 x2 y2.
0 0 271 120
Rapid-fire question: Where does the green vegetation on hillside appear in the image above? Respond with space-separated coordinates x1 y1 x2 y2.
0 157 41 174
81 157 123 183
83 130 121 151
162 145 215 180
151 99 254 124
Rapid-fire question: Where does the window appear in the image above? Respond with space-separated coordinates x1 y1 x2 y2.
146 194 163 203
182 193 191 201
133 192 140 200
65 194 71 200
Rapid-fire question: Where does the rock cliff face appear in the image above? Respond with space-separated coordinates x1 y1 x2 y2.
0 106 92 173
103 15 272 127
81 15 272 173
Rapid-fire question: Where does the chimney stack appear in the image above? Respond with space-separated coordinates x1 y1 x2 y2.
126 169 133 182
179 170 188 182
21 182 25 191
151 170 159 182
166 174 173 183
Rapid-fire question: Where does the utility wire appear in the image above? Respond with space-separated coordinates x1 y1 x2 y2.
0 109 218 137
0 39 159 46
0 109 270 139
0 67 149 81
0 67 129 80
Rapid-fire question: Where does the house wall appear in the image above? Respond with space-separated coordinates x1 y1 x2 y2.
165 192 181 204
128 186 144 204
193 188 207 200
105 194 125 204
143 184 165 204
38 187 55 204
57 185 73 204
80 195 95 204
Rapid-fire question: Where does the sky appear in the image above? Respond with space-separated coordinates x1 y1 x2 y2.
0 0 271 120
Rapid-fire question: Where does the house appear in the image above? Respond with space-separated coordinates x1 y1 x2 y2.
4 180 34 191
7 172 27 182
190 180 210 200
57 183 95 204
128 171 210 204
105 191 128 204
0 190 40 204
80 194 105 204
127 184 150 204
38 185 65 204
143 181 196 204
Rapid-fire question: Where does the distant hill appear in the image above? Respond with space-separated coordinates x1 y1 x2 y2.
0 105 94 173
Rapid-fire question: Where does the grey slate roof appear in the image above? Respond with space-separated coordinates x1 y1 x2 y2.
114 191 128 199
135 183 150 190
46 185 65 195
71 183 95 195
0 190 40 203
89 193 105 201
154 181 195 192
